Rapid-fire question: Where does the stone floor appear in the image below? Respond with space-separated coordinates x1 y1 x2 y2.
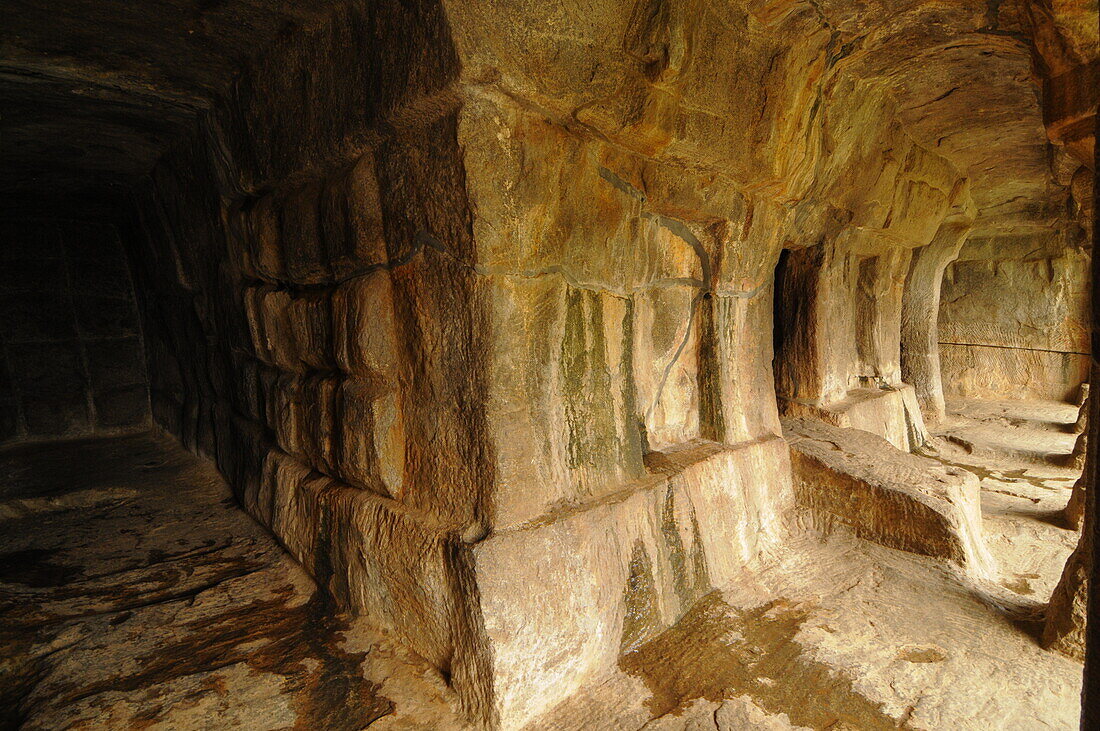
0 432 462 730
543 398 1085 730
0 401 1086 730
543 531 1082 730
933 398 1081 603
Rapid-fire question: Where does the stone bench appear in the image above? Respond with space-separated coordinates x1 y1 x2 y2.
783 417 994 577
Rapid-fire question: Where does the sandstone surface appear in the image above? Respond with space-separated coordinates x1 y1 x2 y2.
0 0 1096 726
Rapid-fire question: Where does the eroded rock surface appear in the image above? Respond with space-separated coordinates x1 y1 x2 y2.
925 398 1086 658
784 417 994 576
0 433 463 730
542 530 1085 731
0 0 1095 726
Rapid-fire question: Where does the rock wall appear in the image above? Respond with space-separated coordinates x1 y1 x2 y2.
113 0 1085 726
0 220 149 443
939 232 1091 402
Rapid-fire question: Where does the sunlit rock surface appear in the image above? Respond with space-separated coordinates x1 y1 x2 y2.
0 0 1096 726
785 417 994 576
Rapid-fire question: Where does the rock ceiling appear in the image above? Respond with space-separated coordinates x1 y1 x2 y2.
0 0 1096 231
821 0 1095 235
0 0 345 199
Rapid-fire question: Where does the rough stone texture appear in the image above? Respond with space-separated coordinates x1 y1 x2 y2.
3 428 1085 730
784 417 994 576
781 385 929 452
0 0 1097 726
928 398 1081 602
547 528 1085 730
939 242 1091 402
472 436 791 727
0 220 149 443
927 0 1099 409
109 1 1003 722
1045 360 1100 660
1045 518 1091 659
910 396 1087 662
901 214 974 425
0 432 463 730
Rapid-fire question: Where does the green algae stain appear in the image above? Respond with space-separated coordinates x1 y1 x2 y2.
620 539 662 654
560 289 618 473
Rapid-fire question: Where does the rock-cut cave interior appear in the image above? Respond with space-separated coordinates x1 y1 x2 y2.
0 0 1098 729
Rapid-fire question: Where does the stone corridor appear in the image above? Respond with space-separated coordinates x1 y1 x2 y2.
0 433 462 730
0 0 1097 728
0 411 1086 728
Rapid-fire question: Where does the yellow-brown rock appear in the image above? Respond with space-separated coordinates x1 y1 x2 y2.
0 0 1096 727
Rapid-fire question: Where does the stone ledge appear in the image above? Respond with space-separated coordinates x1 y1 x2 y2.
470 435 792 728
783 417 994 578
243 437 792 729
781 384 928 451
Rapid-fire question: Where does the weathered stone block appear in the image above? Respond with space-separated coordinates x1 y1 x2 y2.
251 448 490 723
269 373 339 471
938 252 1091 401
322 153 388 280
632 285 701 450
245 194 285 282
286 291 333 371
245 286 308 371
269 372 303 459
784 417 993 576
280 181 329 285
782 385 928 452
297 375 339 475
703 290 784 444
484 274 645 528
336 377 405 498
458 91 708 292
471 436 792 728
247 432 791 730
331 271 400 377
939 342 1090 403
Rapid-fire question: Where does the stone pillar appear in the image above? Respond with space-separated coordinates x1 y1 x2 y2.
1044 364 1097 658
900 215 972 425
455 92 797 726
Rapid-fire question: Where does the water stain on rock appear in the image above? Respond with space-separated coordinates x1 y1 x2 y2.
620 592 909 729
